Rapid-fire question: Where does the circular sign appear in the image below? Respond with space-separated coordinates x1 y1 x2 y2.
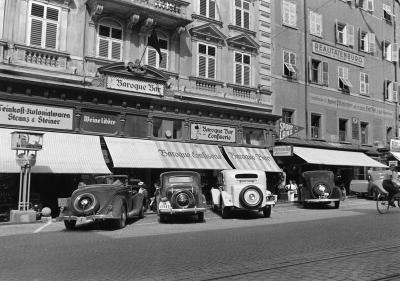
16 153 36 167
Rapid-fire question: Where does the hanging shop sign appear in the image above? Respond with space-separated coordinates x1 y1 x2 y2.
106 76 164 96
278 121 304 141
0 100 73 130
81 111 118 134
11 131 44 151
312 41 365 67
273 145 293 157
388 160 398 167
390 139 400 152
190 123 236 143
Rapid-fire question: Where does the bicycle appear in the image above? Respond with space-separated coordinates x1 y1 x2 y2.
376 191 400 214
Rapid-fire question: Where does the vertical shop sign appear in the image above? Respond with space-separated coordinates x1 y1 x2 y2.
352 117 359 140
81 111 118 134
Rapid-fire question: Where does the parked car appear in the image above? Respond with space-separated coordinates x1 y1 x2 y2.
350 169 391 198
57 175 147 230
211 169 276 218
155 171 206 223
298 170 342 208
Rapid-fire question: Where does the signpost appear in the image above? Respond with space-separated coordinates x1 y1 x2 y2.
10 131 43 222
278 121 304 141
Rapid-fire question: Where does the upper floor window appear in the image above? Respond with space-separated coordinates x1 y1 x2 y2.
335 21 354 46
97 20 122 60
360 72 369 95
28 1 60 49
198 43 216 79
234 52 251 86
384 80 398 102
383 4 393 23
309 11 322 36
243 128 265 146
199 0 216 19
360 122 368 145
359 31 375 54
311 114 321 139
282 0 296 27
282 109 294 124
147 37 168 70
283 50 296 78
235 0 250 29
339 118 348 142
310 58 328 86
358 0 374 12
338 66 352 92
152 117 183 139
382 41 398 62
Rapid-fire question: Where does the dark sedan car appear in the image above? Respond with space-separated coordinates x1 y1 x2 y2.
156 171 206 223
57 175 147 230
298 170 342 209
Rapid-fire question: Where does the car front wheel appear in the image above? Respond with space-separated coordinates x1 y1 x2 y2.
64 220 76 230
263 205 271 218
115 205 127 229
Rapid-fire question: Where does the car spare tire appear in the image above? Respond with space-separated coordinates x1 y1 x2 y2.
311 181 332 198
239 185 263 209
171 190 195 209
72 193 99 215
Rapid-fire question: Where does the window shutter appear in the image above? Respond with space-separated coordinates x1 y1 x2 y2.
322 61 329 85
111 41 121 60
243 11 249 29
198 56 206 77
98 39 109 58
367 0 373 11
308 57 312 81
358 28 362 50
335 19 339 43
147 49 157 67
355 0 360 7
282 1 289 25
283 50 289 64
30 19 43 46
208 57 215 79
392 43 399 62
368 33 375 54
235 8 241 26
360 73 365 94
347 25 354 46
45 22 57 49
160 50 168 69
393 82 398 102
243 65 250 86
209 0 216 19
290 52 296 66
235 64 242 84
200 0 207 16
289 2 296 26
31 3 44 18
310 12 316 34
46 7 59 21
316 13 322 35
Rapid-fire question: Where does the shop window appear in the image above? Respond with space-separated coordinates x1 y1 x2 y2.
361 122 368 144
282 109 294 124
235 0 250 29
234 52 251 86
283 50 296 79
335 21 354 46
338 66 352 92
28 1 60 49
153 118 183 139
339 118 348 142
359 31 375 54
147 36 168 70
309 11 322 36
243 128 265 146
311 114 321 139
360 72 369 95
198 43 216 79
310 59 328 85
97 20 122 60
125 115 148 138
199 0 216 19
282 0 296 28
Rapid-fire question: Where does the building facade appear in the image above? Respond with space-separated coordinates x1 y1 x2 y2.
0 0 280 218
271 0 397 187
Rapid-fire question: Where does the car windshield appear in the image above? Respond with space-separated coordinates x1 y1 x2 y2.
168 176 193 183
309 174 330 183
95 176 126 185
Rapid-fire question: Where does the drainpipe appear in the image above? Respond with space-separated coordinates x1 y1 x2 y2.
394 0 398 138
304 0 309 139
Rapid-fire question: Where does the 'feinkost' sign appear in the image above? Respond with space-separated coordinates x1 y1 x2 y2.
0 100 73 130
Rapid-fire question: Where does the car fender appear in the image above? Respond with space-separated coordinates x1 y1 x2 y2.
220 190 233 207
211 188 221 206
111 196 126 218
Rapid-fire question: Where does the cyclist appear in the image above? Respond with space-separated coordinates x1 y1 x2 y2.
382 165 400 207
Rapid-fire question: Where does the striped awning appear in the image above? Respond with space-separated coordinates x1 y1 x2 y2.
223 146 281 172
0 128 111 174
104 137 232 170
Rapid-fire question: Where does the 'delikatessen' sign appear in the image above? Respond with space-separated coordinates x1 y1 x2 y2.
107 76 164 96
0 100 73 130
312 41 365 67
190 123 236 143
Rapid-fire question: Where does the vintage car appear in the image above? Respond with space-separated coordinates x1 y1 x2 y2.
298 170 342 208
350 169 391 198
211 169 276 218
57 175 147 230
156 171 206 223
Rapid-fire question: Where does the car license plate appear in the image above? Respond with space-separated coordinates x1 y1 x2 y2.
57 198 69 207
159 201 171 210
77 217 86 224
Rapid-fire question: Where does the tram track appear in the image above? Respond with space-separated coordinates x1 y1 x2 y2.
201 244 400 281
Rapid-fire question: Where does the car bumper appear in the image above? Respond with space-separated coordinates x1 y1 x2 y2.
304 198 340 203
58 214 115 222
158 207 206 215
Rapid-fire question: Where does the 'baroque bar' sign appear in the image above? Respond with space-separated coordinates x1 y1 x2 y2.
107 76 164 96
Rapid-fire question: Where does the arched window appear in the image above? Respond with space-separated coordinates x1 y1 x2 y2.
97 19 123 60
146 32 168 70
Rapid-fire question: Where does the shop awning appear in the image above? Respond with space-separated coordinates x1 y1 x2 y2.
104 137 232 170
223 146 281 172
293 146 387 168
390 151 400 162
0 128 111 174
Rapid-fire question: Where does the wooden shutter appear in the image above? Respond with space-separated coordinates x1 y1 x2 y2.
235 7 241 26
347 25 354 46
98 39 109 58
368 33 375 54
200 0 207 16
209 0 216 19
392 43 399 62
198 55 206 77
243 65 250 86
235 63 242 84
393 82 398 102
147 49 157 67
322 61 329 85
111 41 121 60
310 12 316 34
208 57 215 79
160 50 168 69
30 19 43 46
45 22 57 49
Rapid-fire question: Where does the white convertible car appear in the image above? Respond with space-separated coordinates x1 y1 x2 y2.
211 169 276 218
